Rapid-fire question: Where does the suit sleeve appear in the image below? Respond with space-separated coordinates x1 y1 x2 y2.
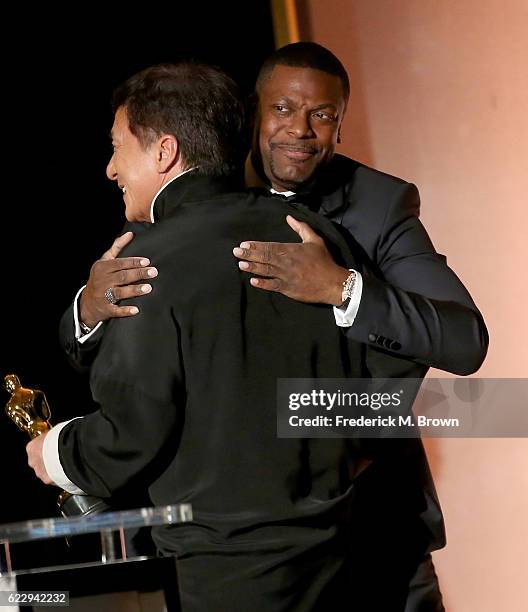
57 294 185 498
58 301 106 373
344 182 488 375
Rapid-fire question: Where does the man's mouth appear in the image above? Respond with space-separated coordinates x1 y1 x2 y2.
119 185 127 194
271 143 317 161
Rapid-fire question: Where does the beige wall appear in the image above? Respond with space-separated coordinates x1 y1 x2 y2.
304 1 528 610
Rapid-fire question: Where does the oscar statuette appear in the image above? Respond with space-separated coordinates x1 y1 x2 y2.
4 374 110 517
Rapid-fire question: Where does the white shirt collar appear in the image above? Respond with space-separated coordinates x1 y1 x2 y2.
270 188 296 198
149 167 198 223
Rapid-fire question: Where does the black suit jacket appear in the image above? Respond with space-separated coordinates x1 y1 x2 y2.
303 154 488 375
57 174 434 610
246 154 489 568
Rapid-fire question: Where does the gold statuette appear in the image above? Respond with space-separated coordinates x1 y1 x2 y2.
4 374 51 438
4 374 110 517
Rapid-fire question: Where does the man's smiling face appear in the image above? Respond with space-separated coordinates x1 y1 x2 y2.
256 65 347 192
106 106 163 222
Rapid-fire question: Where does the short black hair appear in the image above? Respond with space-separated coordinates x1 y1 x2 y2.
256 42 350 101
112 62 245 177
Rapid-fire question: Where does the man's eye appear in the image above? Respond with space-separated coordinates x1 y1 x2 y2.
313 111 336 121
274 105 289 114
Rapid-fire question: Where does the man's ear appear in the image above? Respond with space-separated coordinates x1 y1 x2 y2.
157 134 179 172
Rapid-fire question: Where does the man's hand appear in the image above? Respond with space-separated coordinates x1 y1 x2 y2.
233 215 349 306
26 432 55 485
80 231 158 328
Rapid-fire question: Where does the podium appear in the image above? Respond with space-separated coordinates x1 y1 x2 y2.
0 504 192 611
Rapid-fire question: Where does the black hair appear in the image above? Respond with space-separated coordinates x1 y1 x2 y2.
255 42 349 101
112 62 245 176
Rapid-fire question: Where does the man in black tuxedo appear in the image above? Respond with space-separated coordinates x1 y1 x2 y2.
235 44 488 611
237 43 486 376
26 61 431 611
55 44 488 610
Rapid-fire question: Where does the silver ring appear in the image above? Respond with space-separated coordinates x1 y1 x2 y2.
104 287 117 305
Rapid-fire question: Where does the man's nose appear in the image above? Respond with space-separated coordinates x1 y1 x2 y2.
287 112 314 138
106 156 117 181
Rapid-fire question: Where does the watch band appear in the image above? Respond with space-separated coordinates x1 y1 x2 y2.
341 269 357 305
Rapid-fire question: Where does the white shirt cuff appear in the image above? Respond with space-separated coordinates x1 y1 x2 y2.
333 270 363 327
42 418 86 495
73 286 103 343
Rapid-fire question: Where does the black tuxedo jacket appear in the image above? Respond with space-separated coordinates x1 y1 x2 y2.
57 174 437 610
300 154 488 375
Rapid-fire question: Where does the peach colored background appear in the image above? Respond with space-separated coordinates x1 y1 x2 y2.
303 1 528 610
